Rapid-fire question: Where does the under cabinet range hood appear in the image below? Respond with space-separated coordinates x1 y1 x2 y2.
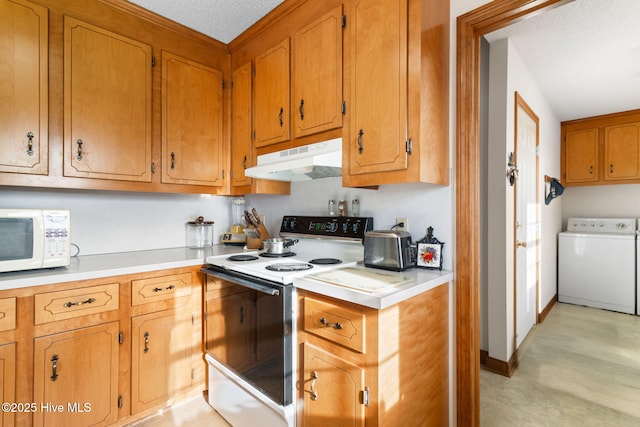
244 138 342 182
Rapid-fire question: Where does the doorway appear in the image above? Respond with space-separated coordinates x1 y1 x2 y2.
455 1 567 425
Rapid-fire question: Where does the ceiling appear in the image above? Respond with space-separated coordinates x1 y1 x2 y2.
128 0 640 123
128 0 284 44
485 0 640 122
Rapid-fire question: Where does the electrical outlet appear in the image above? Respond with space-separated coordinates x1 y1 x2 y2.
395 217 409 232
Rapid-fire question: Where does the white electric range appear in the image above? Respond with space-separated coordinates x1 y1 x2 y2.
201 215 373 427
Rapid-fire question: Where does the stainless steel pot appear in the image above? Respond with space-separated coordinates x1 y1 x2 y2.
262 238 298 254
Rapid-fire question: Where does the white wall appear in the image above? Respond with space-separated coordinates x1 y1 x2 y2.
0 177 453 265
484 38 562 362
247 176 453 270
0 187 232 256
562 184 640 225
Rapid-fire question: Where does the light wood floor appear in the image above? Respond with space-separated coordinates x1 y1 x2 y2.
130 393 230 427
481 302 640 426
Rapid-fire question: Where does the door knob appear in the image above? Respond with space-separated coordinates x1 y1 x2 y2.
516 241 527 248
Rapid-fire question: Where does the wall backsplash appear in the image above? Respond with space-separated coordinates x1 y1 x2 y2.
247 176 453 270
0 187 230 256
1 178 453 269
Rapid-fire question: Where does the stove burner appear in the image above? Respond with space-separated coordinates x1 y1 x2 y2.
227 255 260 262
260 252 296 258
265 263 314 272
309 258 342 265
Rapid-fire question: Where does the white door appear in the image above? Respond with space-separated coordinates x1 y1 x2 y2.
514 93 539 349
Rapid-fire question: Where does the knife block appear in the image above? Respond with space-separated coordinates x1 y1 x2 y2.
246 223 270 249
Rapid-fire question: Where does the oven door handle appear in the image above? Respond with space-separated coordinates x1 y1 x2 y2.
201 267 281 296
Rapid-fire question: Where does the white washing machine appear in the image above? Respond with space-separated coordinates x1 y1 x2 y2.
558 218 636 315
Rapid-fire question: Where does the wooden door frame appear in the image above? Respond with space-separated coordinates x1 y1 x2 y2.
455 1 568 425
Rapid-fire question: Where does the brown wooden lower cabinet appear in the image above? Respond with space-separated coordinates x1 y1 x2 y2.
302 342 365 427
297 283 449 426
33 322 119 427
0 342 16 427
0 265 204 427
131 308 193 414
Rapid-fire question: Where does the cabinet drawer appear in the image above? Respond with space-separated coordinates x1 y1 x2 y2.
34 283 119 324
0 297 16 332
132 273 192 306
303 297 365 353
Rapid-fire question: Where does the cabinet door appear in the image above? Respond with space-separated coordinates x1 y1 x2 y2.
63 16 152 182
604 122 640 181
162 52 224 186
131 309 192 414
0 0 48 175
0 343 16 427
292 6 343 138
564 128 599 183
33 322 119 427
303 342 365 427
347 0 408 175
253 39 290 147
231 61 253 188
205 290 255 371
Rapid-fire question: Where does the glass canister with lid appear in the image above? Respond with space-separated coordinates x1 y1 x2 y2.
186 216 214 248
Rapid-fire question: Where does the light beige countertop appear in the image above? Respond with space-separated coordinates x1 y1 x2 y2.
1 246 453 309
294 264 453 309
0 245 246 290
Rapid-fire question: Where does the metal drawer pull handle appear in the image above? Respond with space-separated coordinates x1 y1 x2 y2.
278 107 284 127
242 155 247 169
299 99 304 120
144 331 149 353
357 129 364 153
64 297 96 308
170 152 176 169
27 132 34 156
152 284 175 293
319 317 343 329
310 371 318 401
50 355 59 381
76 139 83 160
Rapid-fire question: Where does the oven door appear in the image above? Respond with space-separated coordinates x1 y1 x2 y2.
201 265 293 407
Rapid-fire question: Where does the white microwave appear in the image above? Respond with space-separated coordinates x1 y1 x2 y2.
0 209 71 273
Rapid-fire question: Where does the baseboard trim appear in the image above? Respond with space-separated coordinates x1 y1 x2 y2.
480 349 518 377
538 294 557 323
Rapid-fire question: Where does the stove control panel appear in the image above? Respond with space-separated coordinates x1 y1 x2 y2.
280 216 374 240
566 217 636 234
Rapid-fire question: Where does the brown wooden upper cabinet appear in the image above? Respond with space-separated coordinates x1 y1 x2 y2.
342 0 450 187
292 5 344 138
161 51 224 187
604 122 640 181
0 0 49 176
346 0 408 176
563 128 599 184
230 61 253 188
253 39 291 148
63 16 153 182
562 109 640 186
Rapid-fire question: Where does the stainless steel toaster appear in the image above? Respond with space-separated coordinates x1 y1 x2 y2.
364 230 417 271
